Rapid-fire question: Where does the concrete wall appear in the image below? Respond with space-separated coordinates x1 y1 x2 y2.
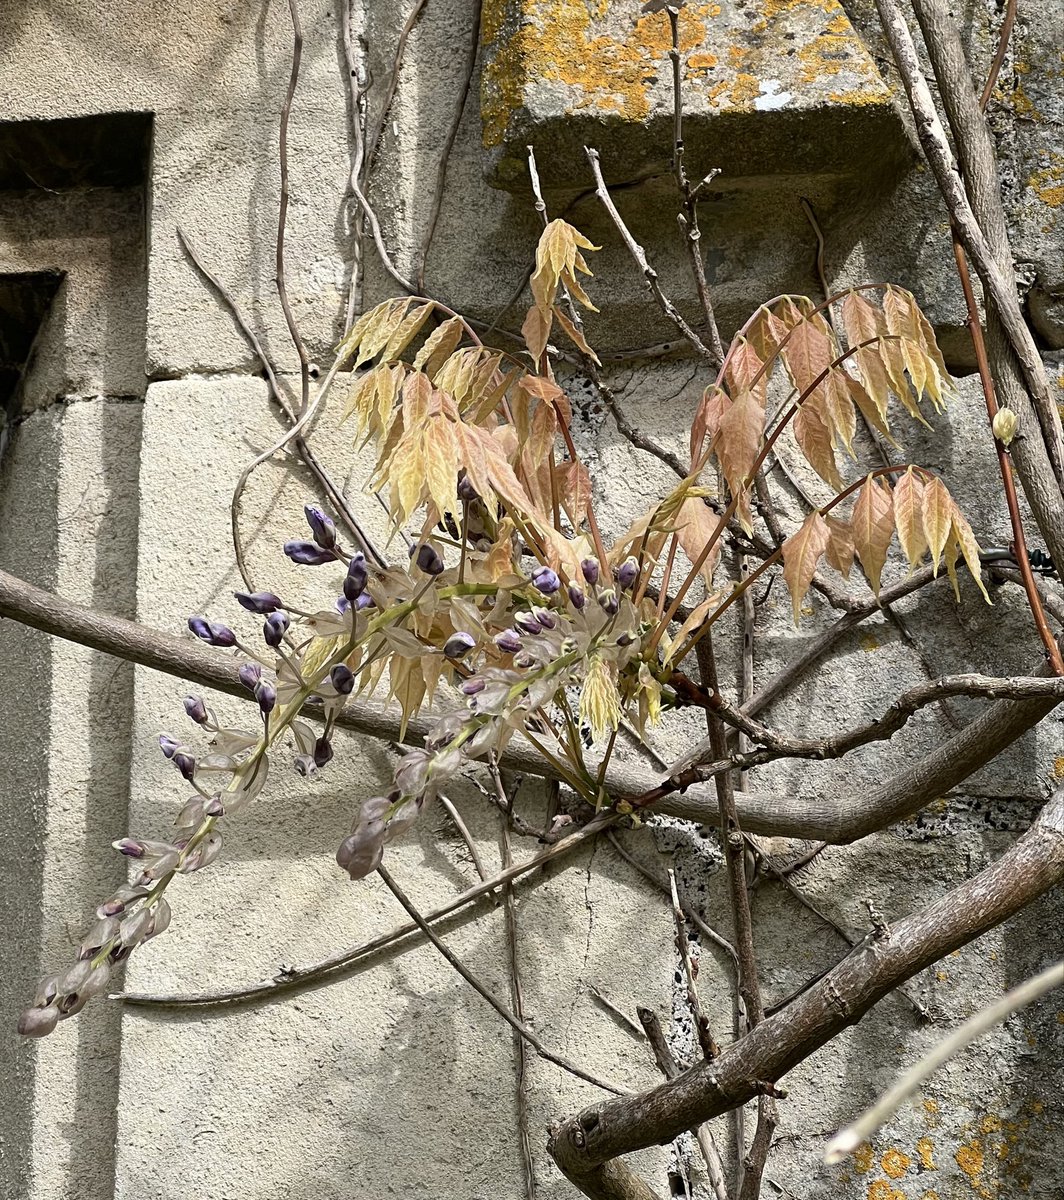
0 2 1061 1198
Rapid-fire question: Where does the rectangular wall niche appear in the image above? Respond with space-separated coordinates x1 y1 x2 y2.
0 111 152 438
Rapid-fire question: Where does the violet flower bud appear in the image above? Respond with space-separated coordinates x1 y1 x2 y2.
568 583 586 610
344 553 368 603
444 631 477 660
336 829 385 880
355 592 375 611
414 542 444 576
616 631 637 647
183 696 208 726
113 838 145 858
313 736 333 768
205 795 225 817
188 616 237 647
330 664 355 695
284 539 335 566
18 1005 59 1038
513 652 536 670
255 680 277 715
532 566 561 595
335 595 350 614
514 611 541 636
457 472 478 502
263 610 290 648
304 505 336 549
173 752 197 783
461 677 486 696
581 557 600 586
615 557 640 591
234 591 283 614
238 662 262 691
598 588 619 615
495 629 523 654
159 733 180 760
532 606 557 631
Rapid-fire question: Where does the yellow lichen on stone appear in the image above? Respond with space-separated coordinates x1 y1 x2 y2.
867 1181 905 1200
881 1147 912 1179
916 1136 936 1170
854 1142 876 1174
955 1138 985 1182
1029 155 1064 210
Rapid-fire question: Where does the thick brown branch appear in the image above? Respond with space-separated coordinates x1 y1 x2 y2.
548 784 1064 1178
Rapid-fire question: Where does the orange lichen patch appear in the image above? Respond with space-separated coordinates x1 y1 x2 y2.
1029 157 1064 209
688 51 719 70
881 1148 912 1179
867 1181 905 1200
916 1136 936 1170
921 1192 941 1200
731 72 763 104
854 1142 876 1174
955 1138 985 1181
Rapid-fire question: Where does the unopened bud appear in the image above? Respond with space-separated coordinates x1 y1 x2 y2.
330 664 355 694
495 629 523 654
183 696 208 725
234 591 283 614
414 542 445 576
567 583 586 610
598 588 619 615
615 557 639 591
304 505 337 549
581 558 600 586
255 680 277 715
444 631 477 660
18 1005 59 1038
284 539 335 566
993 407 1019 447
263 611 290 648
344 553 368 602
314 736 333 768
532 566 561 595
238 662 262 691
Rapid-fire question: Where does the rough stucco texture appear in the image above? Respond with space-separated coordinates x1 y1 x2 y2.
0 0 1062 1198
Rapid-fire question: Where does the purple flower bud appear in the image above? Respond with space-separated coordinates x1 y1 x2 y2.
615 557 640 591
238 662 262 691
444 631 477 660
414 542 444 576
335 595 350 614
113 838 145 858
344 553 368 603
183 696 208 725
513 652 536 669
284 539 335 566
495 629 523 654
263 610 290 648
336 830 385 880
255 680 277 715
205 795 225 817
355 592 375 611
532 566 561 595
313 736 333 768
514 611 541 636
304 505 336 549
581 557 600 586
330 664 355 695
159 733 180 759
461 677 486 696
568 583 586 610
173 752 196 783
532 606 557 631
234 591 284 614
18 1005 59 1038
188 616 237 647
616 631 637 647
598 588 619 615
457 473 479 502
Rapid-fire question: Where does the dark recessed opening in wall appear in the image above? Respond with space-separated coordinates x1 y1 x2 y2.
0 111 152 191
0 270 63 417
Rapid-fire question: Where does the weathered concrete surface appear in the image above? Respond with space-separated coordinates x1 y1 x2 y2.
480 0 908 190
0 0 1062 1197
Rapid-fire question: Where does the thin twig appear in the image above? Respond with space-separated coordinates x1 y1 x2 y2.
438 791 496 902
585 146 717 365
668 868 718 1060
825 959 1063 1162
638 1007 731 1200
376 865 631 1095
341 0 368 334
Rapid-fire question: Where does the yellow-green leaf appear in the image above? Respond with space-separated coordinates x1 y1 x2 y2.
893 467 927 570
921 475 953 576
782 510 830 624
852 474 894 595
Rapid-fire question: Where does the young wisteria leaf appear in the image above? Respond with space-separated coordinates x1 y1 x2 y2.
339 298 404 366
558 459 592 528
852 474 894 595
667 595 714 665
383 302 434 362
691 386 730 466
745 303 791 364
388 657 427 740
486 517 518 580
401 370 433 425
845 373 897 445
893 468 928 570
526 396 559 466
384 625 430 657
414 316 464 376
717 390 763 529
944 527 962 602
921 475 953 576
725 339 767 406
522 305 551 361
782 511 830 624
823 371 857 458
553 304 599 363
782 315 835 411
358 299 413 368
675 496 722 588
794 394 844 491
391 429 424 523
423 418 459 518
948 496 992 603
825 516 855 579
